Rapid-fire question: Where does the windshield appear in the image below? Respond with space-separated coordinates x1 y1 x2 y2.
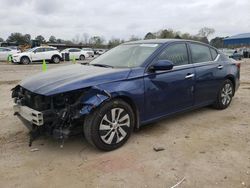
90 43 160 68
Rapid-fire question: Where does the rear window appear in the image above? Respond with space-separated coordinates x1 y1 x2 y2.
190 43 212 63
210 48 218 60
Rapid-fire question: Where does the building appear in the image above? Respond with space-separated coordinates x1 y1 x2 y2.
223 33 250 47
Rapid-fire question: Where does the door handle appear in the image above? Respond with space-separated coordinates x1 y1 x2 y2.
185 73 195 79
217 65 223 69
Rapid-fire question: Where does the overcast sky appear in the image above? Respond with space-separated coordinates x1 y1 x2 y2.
0 0 249 42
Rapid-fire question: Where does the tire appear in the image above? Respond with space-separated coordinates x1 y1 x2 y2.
83 99 135 151
213 79 234 109
20 56 30 65
51 55 60 64
79 55 85 61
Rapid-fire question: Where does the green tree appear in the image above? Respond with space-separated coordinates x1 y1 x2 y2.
35 35 46 43
48 36 57 43
89 36 105 47
0 37 4 42
159 29 175 38
6 33 31 45
210 37 224 48
144 32 156 40
108 38 122 48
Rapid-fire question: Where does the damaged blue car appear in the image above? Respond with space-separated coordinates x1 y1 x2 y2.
12 39 240 150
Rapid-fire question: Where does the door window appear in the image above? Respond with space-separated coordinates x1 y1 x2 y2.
34 48 45 53
190 43 212 63
158 43 189 66
210 48 218 60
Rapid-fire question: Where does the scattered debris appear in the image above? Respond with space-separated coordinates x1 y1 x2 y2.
199 151 206 154
224 176 227 179
153 146 165 152
169 177 186 188
241 182 245 186
30 148 39 152
185 136 190 139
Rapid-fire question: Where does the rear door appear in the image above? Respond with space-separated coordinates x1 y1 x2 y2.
144 42 195 120
69 48 80 60
188 42 225 105
0 48 9 61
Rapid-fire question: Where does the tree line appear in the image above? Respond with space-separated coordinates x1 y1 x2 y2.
0 27 224 49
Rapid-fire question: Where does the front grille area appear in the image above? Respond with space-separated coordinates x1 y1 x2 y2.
14 87 51 111
12 86 87 112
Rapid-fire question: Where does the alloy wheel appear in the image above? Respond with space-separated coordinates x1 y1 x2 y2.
221 83 233 105
99 108 130 145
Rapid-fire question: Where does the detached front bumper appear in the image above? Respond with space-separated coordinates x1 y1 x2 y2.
13 104 44 126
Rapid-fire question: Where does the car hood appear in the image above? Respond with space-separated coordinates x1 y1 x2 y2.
13 51 29 57
20 64 131 96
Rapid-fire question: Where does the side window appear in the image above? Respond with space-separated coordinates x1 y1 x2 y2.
34 48 45 53
190 43 212 63
75 49 81 52
210 48 218 60
69 49 74 52
45 48 56 51
158 43 189 66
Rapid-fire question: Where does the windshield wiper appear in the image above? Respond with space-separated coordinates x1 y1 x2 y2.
91 64 113 68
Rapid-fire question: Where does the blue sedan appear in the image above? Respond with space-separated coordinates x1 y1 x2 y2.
12 39 240 150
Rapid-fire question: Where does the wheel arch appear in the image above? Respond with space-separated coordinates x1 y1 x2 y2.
112 95 140 131
79 88 140 131
21 55 30 61
224 75 235 95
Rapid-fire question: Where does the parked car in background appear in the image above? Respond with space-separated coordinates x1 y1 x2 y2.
12 46 62 64
219 49 243 60
82 48 95 57
12 39 240 150
96 49 106 55
61 48 89 61
0 47 21 61
8 46 21 52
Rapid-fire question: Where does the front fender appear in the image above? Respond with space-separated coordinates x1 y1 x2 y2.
79 86 111 115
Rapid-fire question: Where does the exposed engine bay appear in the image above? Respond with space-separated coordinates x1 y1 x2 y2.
12 85 111 147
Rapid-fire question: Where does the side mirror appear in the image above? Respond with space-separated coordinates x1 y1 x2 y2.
150 60 174 71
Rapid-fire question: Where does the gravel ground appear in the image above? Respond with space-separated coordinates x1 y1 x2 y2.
0 59 249 188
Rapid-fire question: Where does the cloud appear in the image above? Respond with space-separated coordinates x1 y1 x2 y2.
0 0 249 41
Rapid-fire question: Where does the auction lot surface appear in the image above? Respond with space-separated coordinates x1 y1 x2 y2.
0 60 250 188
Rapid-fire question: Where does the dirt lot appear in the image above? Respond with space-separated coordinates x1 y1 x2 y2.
0 60 249 188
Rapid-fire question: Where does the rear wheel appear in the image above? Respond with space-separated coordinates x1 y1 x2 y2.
83 99 135 151
51 55 60 64
20 56 30 64
213 79 234 109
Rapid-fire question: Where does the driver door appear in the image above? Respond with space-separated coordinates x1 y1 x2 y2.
144 42 195 120
31 48 46 61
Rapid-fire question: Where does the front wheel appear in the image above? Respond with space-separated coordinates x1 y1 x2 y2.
213 79 234 109
79 55 85 61
83 99 135 151
20 56 30 64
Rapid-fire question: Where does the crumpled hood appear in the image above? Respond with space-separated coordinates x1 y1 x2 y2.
20 64 131 96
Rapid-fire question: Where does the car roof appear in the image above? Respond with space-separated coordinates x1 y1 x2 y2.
124 39 210 46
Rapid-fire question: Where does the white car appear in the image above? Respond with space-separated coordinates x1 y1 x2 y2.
0 47 20 61
12 46 62 64
82 48 94 57
61 48 89 61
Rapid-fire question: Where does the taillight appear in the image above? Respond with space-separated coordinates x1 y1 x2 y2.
236 62 241 69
